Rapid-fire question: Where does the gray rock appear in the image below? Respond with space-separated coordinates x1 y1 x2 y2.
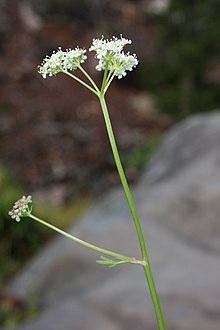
5 112 220 329
17 299 121 330
142 111 220 253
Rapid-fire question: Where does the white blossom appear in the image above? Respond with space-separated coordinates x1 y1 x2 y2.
38 48 65 78
63 48 87 71
89 35 138 79
89 35 132 58
38 36 138 81
38 47 87 78
107 51 138 79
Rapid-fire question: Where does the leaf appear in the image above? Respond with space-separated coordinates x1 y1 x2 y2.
96 256 128 268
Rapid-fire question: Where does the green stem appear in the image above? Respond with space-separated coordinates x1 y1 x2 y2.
101 65 109 94
98 95 166 330
143 265 166 330
103 72 116 95
78 65 100 93
62 71 99 96
29 214 142 266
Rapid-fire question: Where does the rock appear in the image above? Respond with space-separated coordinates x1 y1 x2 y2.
142 112 220 253
4 112 220 329
16 299 121 330
146 112 220 183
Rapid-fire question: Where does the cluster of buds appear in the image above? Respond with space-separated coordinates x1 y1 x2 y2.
9 195 32 222
38 35 138 80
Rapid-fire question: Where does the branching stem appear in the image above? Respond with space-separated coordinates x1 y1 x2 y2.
63 70 99 96
29 214 142 266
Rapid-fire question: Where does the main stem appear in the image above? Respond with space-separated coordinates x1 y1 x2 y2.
99 94 166 330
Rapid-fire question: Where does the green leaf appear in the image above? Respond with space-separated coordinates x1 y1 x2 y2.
96 256 128 268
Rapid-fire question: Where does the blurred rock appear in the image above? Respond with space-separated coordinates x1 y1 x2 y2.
144 111 220 253
4 112 220 329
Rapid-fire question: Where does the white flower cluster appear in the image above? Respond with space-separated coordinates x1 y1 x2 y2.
89 35 132 58
89 35 138 79
9 195 32 222
38 47 87 79
38 35 138 80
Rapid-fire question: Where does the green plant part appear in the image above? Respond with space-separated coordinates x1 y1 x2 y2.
96 256 138 267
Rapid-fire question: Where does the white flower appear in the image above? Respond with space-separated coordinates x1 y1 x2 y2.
38 47 87 78
38 36 138 81
108 52 138 79
9 195 32 222
38 48 65 79
89 35 138 79
89 35 132 57
63 47 87 71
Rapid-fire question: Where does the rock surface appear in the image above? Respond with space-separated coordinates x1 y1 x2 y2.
4 112 220 329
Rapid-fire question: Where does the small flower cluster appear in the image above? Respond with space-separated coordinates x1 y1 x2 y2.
38 47 87 79
63 48 87 71
89 35 138 79
9 195 32 222
89 35 131 58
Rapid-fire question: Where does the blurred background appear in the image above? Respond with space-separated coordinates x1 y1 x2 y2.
1 0 220 327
